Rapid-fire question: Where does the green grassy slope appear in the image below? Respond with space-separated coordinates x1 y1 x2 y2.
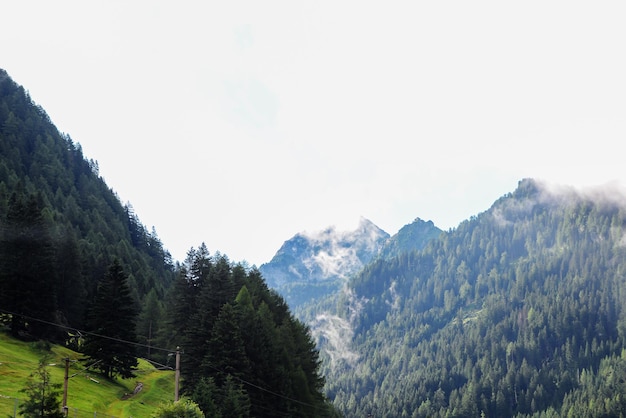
0 332 175 417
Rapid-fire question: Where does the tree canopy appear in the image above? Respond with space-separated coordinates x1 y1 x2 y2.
82 259 138 379
161 248 335 417
0 69 175 342
309 179 626 417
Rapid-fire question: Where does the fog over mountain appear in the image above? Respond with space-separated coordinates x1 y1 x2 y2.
259 217 389 307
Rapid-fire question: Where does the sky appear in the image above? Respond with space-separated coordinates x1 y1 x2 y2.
2 1 626 266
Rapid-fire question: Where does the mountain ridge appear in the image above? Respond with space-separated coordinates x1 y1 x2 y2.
260 216 444 309
259 217 390 307
309 178 626 417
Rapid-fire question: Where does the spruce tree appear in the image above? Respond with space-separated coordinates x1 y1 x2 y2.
136 288 164 359
82 259 138 379
18 356 64 418
0 190 58 339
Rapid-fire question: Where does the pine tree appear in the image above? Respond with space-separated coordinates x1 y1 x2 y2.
202 303 250 384
82 259 138 379
0 190 58 339
137 288 164 359
18 356 64 418
192 377 222 418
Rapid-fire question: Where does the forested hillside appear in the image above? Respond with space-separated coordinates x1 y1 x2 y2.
0 69 334 417
318 179 626 417
0 68 174 339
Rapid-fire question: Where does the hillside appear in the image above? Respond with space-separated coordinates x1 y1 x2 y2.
0 331 175 417
312 179 626 417
0 68 174 339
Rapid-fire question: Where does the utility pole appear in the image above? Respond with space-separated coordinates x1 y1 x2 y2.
174 347 181 402
147 320 152 358
62 357 69 416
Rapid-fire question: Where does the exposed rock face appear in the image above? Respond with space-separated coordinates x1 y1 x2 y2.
259 218 390 307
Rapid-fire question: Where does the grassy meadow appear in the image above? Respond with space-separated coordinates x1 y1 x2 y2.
0 331 175 417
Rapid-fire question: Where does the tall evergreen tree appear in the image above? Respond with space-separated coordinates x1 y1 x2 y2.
18 356 64 418
202 303 250 384
137 288 164 359
55 229 86 328
82 259 138 379
0 189 58 339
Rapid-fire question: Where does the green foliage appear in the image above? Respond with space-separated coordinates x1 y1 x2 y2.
191 378 221 418
0 69 175 341
0 332 176 417
151 398 205 418
18 356 64 418
377 217 443 260
137 288 165 358
317 179 626 417
82 259 138 379
0 189 60 340
161 248 332 418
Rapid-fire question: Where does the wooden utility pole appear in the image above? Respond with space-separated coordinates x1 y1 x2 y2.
62 357 69 416
174 347 181 402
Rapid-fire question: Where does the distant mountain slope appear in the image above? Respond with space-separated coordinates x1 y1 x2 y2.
259 218 390 307
315 179 626 417
378 217 443 260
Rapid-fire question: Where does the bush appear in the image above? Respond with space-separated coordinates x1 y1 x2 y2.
151 398 205 418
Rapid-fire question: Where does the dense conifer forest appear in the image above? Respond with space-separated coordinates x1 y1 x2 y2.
0 69 334 417
311 179 626 417
0 69 175 335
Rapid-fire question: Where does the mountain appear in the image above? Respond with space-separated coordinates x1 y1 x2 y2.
259 217 390 307
312 179 626 417
378 217 443 260
260 216 443 309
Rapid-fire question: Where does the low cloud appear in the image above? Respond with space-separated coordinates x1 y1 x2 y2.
311 313 360 369
492 179 626 227
309 286 367 370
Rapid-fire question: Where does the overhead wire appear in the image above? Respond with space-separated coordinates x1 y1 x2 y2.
0 307 333 415
201 361 328 413
0 308 175 353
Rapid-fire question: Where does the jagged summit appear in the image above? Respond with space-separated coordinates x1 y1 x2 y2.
259 218 390 307
378 217 443 260
260 216 445 309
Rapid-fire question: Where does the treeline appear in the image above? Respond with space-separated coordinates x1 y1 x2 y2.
0 70 334 417
318 179 626 417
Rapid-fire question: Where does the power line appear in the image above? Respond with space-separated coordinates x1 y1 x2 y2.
1 308 332 415
202 362 327 412
0 308 175 353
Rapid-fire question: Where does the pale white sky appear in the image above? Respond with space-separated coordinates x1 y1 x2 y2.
2 1 625 266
